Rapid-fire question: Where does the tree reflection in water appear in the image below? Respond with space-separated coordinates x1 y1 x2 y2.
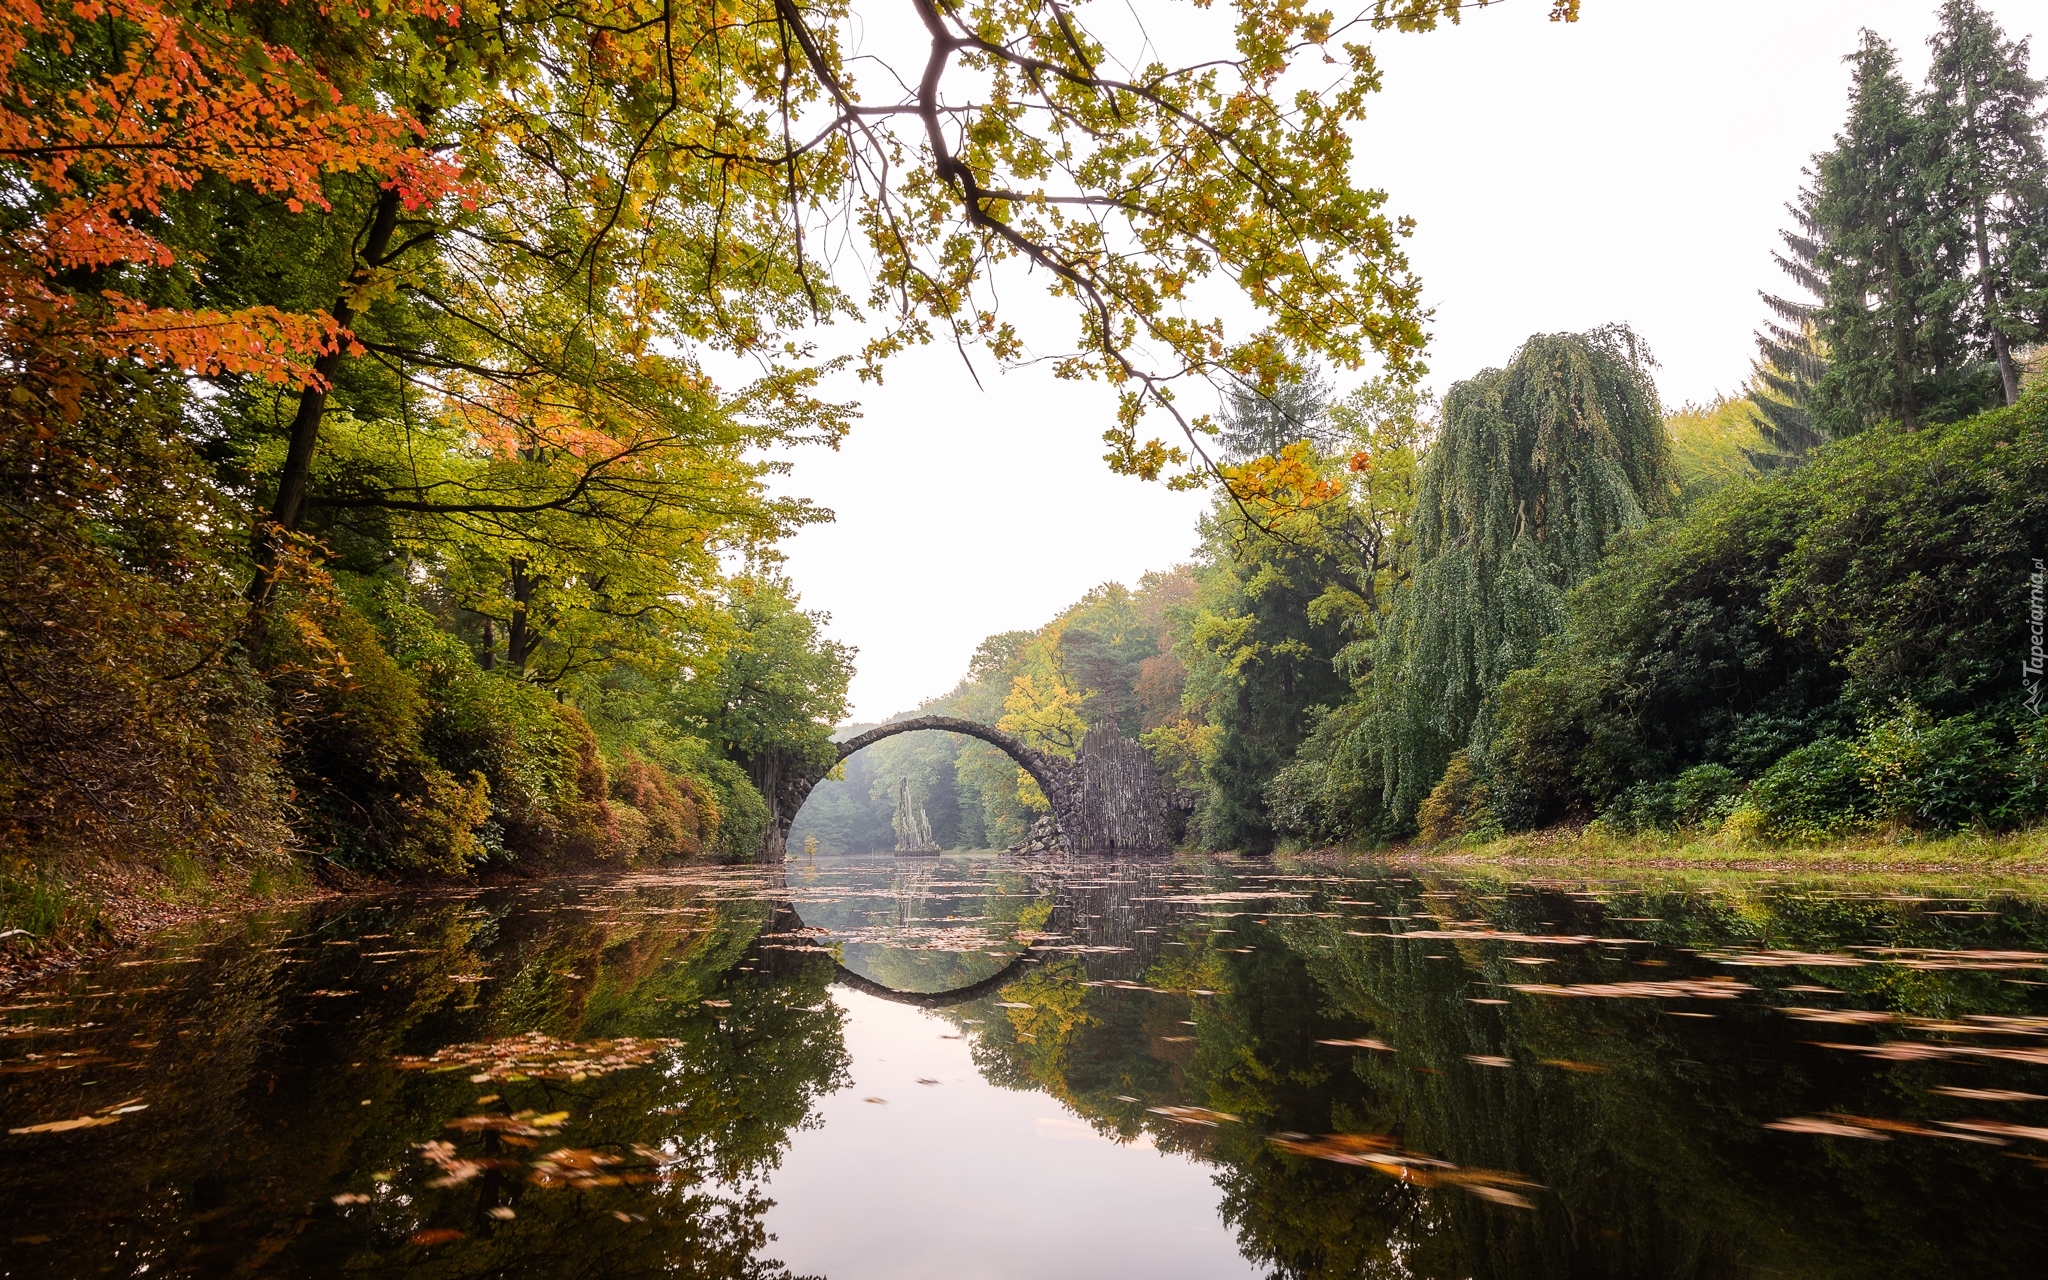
1 859 2045 1279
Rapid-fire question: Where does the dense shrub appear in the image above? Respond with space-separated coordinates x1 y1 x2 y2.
256 570 488 873
1415 751 1492 845
1265 701 1399 847
1745 738 1870 842
1600 763 1744 833
1484 393 2048 830
0 372 285 863
611 753 709 860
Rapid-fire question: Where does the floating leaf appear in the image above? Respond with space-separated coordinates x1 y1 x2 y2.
1511 978 1754 1000
1147 1105 1240 1127
8 1113 120 1134
397 1032 680 1082
409 1228 464 1246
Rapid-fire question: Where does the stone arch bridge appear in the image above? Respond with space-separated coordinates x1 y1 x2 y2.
762 716 1170 861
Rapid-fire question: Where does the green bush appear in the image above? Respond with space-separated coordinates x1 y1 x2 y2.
1748 738 1870 842
1265 700 1398 846
1851 704 2037 832
1601 763 1744 833
256 571 488 874
1483 392 2048 829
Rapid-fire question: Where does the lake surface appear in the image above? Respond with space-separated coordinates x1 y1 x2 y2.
3 854 2047 1279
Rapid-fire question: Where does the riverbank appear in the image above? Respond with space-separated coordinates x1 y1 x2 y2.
0 850 333 993
1386 823 2048 877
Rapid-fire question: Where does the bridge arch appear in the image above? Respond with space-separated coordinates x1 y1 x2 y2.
770 716 1081 861
768 715 1168 861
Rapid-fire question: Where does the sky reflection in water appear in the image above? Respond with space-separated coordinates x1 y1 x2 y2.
3 855 2047 1279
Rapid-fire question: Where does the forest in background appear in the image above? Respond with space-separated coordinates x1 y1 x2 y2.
802 0 2048 856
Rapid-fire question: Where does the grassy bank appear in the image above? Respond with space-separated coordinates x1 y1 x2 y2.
0 850 328 990
1380 823 2048 878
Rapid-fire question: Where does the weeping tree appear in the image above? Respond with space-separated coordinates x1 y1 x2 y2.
1377 327 1673 823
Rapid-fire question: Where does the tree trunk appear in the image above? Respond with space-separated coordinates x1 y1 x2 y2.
480 619 495 671
1886 222 1919 430
1974 202 2021 405
248 186 405 602
506 558 537 674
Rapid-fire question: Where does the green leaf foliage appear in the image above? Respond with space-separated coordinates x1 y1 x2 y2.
1485 390 2048 831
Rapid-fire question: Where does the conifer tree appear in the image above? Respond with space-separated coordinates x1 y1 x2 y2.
1923 0 2048 406
1377 327 1672 822
1216 371 1339 462
1747 188 1833 468
1810 33 1956 435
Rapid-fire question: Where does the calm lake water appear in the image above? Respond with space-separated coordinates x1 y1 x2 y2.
4 854 2047 1279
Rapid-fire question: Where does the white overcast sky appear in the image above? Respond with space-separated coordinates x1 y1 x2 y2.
754 0 2042 722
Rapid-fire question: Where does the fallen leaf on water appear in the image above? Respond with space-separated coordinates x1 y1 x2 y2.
9 1113 121 1134
1705 950 1866 968
1932 1086 2046 1102
531 1147 645 1189
332 1193 371 1205
701 1000 731 1009
410 1228 464 1246
1940 1119 2048 1143
1463 1183 1537 1208
1781 1007 1894 1025
1511 978 1754 1000
1767 1113 2005 1143
916 1078 940 1085
1465 1055 1512 1068
1766 1116 1885 1140
1467 998 1509 1006
1539 1059 1608 1074
1316 1037 1394 1051
1147 1105 1240 1127
486 1206 514 1220
1809 1040 1958 1063
1270 1131 1399 1163
994 1001 1033 1009
307 990 357 999
398 1032 681 1082
1270 1132 1540 1208
865 1097 887 1104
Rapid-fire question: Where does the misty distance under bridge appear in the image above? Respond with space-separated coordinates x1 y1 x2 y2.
764 715 1175 861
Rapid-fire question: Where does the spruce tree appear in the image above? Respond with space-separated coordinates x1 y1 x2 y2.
1217 370 1339 461
1923 0 2048 406
1378 327 1673 822
1747 188 1833 468
1810 33 1956 435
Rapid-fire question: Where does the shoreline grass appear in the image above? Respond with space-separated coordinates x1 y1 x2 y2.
1365 823 2048 880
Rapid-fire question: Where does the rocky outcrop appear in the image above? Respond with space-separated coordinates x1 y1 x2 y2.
893 778 939 853
1006 815 1068 857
